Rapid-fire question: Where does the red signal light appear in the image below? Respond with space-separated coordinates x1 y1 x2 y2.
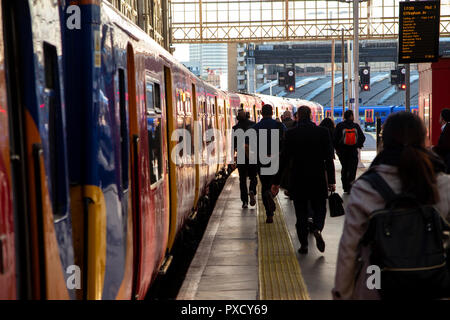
401 84 406 90
289 85 294 92
363 84 369 91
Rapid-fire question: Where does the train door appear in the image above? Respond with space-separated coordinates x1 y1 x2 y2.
126 44 141 297
192 84 200 209
214 96 220 173
164 66 178 251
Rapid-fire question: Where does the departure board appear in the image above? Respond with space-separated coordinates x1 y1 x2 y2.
399 1 440 64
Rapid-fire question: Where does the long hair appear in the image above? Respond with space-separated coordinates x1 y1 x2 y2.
381 112 439 204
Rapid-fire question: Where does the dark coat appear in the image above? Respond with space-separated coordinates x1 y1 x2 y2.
433 123 450 173
232 119 256 164
273 119 336 200
282 118 296 129
333 120 365 156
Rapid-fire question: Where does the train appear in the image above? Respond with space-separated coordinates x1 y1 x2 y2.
0 0 323 300
323 105 419 131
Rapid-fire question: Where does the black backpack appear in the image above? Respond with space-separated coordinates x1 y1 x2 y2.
360 170 450 299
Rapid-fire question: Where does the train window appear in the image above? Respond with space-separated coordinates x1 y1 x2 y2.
44 42 67 219
146 82 154 113
154 83 161 113
381 112 386 117
145 77 163 184
359 110 364 116
118 68 129 190
375 111 380 117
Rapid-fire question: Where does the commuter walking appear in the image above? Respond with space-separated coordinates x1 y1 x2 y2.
271 106 336 254
432 108 450 173
333 110 365 193
333 112 450 300
233 110 257 208
253 104 287 223
282 110 296 129
319 117 336 158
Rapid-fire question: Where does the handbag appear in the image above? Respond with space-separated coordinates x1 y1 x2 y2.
328 192 345 217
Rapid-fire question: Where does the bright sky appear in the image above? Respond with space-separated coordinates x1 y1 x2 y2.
173 44 190 62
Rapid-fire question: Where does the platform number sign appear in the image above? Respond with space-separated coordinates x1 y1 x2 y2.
399 1 440 63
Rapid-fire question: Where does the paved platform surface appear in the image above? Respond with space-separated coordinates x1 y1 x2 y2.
177 174 259 300
178 148 376 300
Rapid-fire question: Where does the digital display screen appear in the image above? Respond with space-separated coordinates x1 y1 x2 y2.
398 1 440 63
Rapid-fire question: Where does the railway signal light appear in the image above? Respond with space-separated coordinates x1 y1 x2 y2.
398 66 406 90
359 66 370 91
285 68 295 93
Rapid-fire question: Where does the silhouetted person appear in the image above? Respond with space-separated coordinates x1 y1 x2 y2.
272 106 336 254
233 110 257 208
333 110 365 193
320 117 336 158
282 110 295 129
433 108 450 173
253 104 287 223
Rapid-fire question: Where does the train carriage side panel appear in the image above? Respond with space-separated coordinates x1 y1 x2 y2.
4 0 75 299
63 1 136 299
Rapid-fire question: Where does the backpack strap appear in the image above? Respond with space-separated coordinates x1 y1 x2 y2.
359 170 397 204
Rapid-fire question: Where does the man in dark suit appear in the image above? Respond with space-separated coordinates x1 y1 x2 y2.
271 106 336 254
433 108 450 173
233 110 257 208
253 104 287 223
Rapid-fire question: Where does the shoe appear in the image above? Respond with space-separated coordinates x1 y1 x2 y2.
313 230 325 253
242 202 248 209
249 191 256 206
266 216 274 223
263 190 276 213
298 246 308 254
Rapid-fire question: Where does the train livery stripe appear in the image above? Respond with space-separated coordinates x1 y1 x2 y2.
25 112 70 299
115 202 133 300
85 185 107 300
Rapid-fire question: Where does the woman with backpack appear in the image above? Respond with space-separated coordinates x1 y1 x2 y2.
333 112 450 300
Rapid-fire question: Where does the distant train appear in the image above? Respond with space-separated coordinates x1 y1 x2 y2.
0 0 323 300
323 105 419 131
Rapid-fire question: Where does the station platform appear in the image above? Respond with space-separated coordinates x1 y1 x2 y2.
177 149 377 300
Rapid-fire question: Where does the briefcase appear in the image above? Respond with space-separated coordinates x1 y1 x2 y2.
329 192 345 217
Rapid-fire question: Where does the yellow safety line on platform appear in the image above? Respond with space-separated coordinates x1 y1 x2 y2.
257 184 310 300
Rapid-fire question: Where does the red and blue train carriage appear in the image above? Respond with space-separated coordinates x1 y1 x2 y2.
0 0 326 300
